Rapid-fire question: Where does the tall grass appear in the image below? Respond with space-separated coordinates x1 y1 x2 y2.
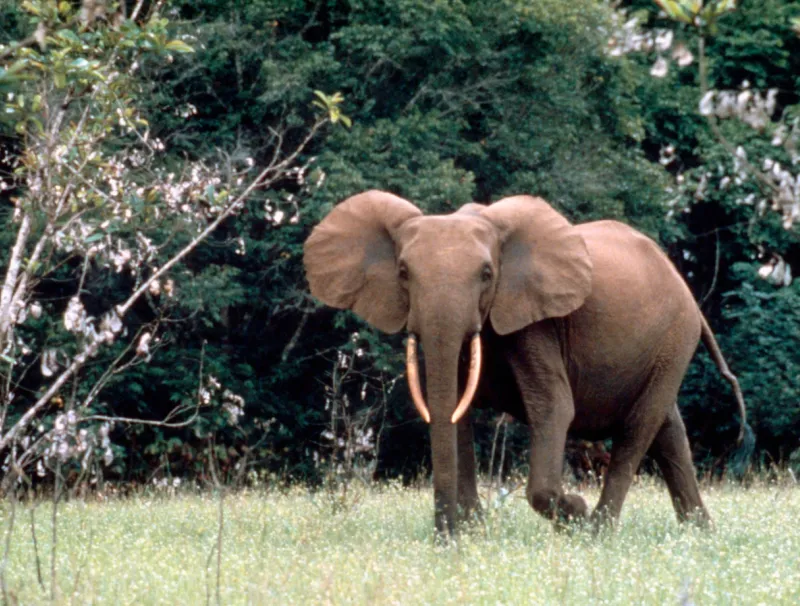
2 479 799 604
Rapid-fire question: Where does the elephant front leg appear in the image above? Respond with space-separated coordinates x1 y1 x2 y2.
509 326 588 526
430 420 459 537
456 414 482 523
525 401 589 526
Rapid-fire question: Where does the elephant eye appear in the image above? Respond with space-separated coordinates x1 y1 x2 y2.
398 262 409 282
480 264 493 283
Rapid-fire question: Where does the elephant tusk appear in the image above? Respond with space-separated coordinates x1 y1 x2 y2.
406 334 431 424
451 333 482 424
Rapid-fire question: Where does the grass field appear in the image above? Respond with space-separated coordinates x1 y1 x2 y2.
2 479 800 604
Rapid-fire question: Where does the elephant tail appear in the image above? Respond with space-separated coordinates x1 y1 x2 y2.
700 314 748 445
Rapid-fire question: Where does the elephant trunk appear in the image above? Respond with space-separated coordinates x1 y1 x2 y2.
407 289 482 535
423 335 461 536
413 319 481 535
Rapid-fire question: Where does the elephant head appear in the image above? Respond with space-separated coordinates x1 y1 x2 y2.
304 190 593 533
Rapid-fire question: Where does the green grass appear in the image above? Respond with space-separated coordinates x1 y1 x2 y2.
2 480 800 604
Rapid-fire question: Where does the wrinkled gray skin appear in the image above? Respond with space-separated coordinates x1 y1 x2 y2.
304 191 745 536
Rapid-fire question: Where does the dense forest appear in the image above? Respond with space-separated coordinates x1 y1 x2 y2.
1 0 799 489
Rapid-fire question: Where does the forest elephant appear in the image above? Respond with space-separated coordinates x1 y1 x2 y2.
303 190 747 536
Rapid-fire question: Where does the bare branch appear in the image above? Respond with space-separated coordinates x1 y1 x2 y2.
0 213 33 341
699 230 721 309
281 310 310 362
0 343 100 452
0 23 45 61
79 331 143 410
117 117 328 318
82 407 200 428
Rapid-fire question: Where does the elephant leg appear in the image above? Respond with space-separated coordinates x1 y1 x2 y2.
592 432 656 524
456 414 482 522
648 405 711 527
509 323 588 524
592 376 683 524
525 402 589 524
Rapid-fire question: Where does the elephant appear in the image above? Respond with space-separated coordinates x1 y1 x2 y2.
303 190 747 535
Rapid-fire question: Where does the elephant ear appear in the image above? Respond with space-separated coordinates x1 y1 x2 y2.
481 195 593 335
304 190 422 333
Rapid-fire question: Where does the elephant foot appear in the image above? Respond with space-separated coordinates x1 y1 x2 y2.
553 494 589 531
588 504 619 534
529 489 588 528
458 507 484 529
433 504 484 543
457 495 484 526
679 505 713 530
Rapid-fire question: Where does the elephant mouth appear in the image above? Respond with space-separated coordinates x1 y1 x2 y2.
405 332 482 424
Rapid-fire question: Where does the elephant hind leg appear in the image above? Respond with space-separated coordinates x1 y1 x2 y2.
591 429 659 525
648 405 711 527
592 329 699 526
591 381 680 524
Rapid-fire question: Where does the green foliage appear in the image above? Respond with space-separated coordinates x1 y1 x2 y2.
0 0 329 483
719 271 800 450
83 0 672 482
614 0 800 462
4 0 799 483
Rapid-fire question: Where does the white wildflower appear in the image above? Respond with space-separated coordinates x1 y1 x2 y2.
41 349 58 378
699 91 715 116
136 332 152 357
759 255 793 286
659 145 676 166
57 440 69 461
650 56 668 78
771 125 786 147
765 88 778 117
64 297 87 333
112 248 132 273
654 30 673 52
672 43 693 67
223 401 244 425
100 310 123 336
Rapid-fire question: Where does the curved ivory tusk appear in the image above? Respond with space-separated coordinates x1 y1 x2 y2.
406 334 431 423
451 334 482 424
